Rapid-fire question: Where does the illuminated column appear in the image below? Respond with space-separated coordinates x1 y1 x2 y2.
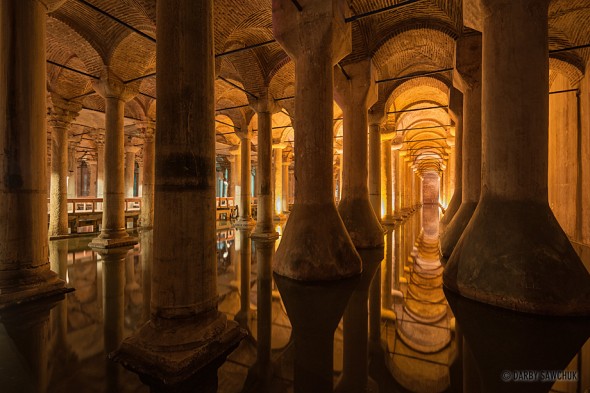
67 141 77 198
382 139 393 221
236 125 254 225
96 133 105 198
444 0 590 315
138 121 155 229
89 69 139 250
88 160 97 197
440 32 482 261
335 58 384 249
282 157 290 213
229 145 241 210
113 1 245 389
273 143 287 218
124 142 139 198
0 0 68 306
48 96 81 237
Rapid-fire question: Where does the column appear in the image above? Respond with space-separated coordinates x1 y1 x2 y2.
382 139 393 221
113 1 245 389
138 121 155 229
89 69 138 250
48 96 81 237
334 59 384 248
393 141 402 215
250 94 280 387
272 2 361 392
96 132 105 198
444 0 590 315
440 32 482 261
124 142 139 198
229 145 241 212
272 143 287 219
440 95 462 232
236 126 254 226
282 157 290 213
273 0 360 280
0 0 68 306
67 141 77 198
88 160 97 197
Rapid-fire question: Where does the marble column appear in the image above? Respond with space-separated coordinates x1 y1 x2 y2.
444 0 590 315
124 143 139 198
282 158 290 213
272 143 286 219
89 69 138 250
112 1 245 389
272 1 360 392
382 139 393 221
96 133 105 198
48 96 81 237
272 0 360 280
138 121 155 229
67 141 77 198
236 126 254 226
250 94 280 387
335 59 384 248
0 0 68 306
440 32 482 261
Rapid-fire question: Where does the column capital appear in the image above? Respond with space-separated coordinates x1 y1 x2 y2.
92 67 139 102
135 120 156 141
228 145 240 155
391 138 403 151
334 58 377 110
368 110 386 128
453 31 482 92
250 92 280 114
272 142 288 150
47 93 82 129
94 132 105 148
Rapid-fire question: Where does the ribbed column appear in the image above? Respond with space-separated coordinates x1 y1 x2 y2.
48 96 81 237
113 0 245 388
0 0 68 306
444 0 590 315
440 32 482 261
89 69 139 250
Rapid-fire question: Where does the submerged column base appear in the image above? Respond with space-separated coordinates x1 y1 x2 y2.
440 201 477 263
0 265 71 310
444 199 590 316
111 310 246 387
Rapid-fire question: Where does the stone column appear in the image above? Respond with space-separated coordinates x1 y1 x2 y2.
334 59 383 249
48 96 81 237
272 2 361 392
113 1 245 389
444 0 590 315
88 160 97 197
67 141 77 198
273 0 360 281
382 139 393 221
393 141 403 215
138 121 155 229
96 133 105 198
229 146 241 211
250 94 280 387
282 158 290 213
440 32 482 261
0 0 68 306
272 143 287 218
124 142 139 198
236 127 254 226
89 69 138 250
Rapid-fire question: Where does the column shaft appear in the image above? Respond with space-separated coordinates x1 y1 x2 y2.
49 126 69 236
274 147 283 216
139 127 155 228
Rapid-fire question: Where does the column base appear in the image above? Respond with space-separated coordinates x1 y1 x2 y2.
0 265 72 310
440 201 477 261
274 202 361 281
89 233 138 249
439 189 462 232
444 198 590 316
111 311 246 387
338 197 385 248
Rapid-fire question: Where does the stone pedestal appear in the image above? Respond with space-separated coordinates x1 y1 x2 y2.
111 1 245 388
440 32 482 261
0 0 69 307
444 0 590 315
272 0 361 281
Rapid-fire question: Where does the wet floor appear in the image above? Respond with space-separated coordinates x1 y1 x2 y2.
1 207 588 393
